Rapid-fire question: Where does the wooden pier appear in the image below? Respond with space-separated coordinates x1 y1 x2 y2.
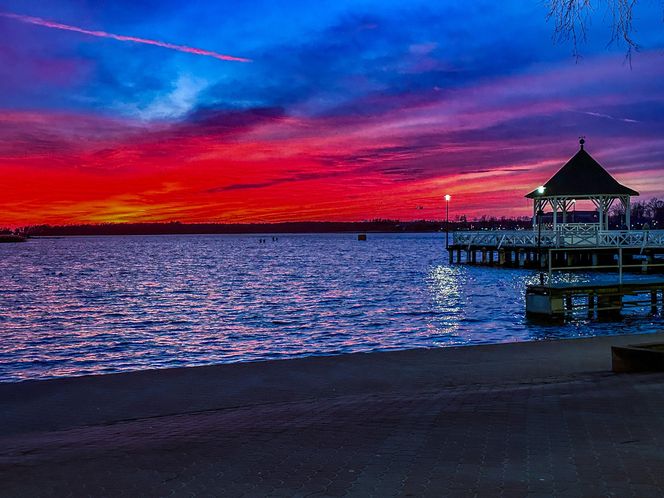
526 278 664 318
451 140 664 319
448 227 664 271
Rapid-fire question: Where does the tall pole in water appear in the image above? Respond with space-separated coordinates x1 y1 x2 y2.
445 194 451 249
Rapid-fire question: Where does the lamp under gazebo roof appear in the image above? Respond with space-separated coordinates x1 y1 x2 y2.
526 139 639 231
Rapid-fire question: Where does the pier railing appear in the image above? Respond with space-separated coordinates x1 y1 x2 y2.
453 229 664 249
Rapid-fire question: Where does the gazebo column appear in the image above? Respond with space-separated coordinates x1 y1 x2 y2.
597 197 604 231
562 199 576 224
625 196 631 230
552 199 558 231
605 198 614 230
565 199 575 226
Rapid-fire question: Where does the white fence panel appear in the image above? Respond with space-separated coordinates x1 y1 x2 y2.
452 229 664 249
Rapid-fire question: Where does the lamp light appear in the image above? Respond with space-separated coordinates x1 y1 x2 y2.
444 195 451 250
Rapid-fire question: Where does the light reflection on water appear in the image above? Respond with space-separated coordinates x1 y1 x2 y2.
0 233 661 382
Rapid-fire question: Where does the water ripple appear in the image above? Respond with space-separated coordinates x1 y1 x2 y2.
0 233 661 382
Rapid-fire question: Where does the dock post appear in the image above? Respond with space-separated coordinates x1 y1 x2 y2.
588 292 595 318
592 253 598 267
448 248 453 264
518 249 525 267
499 249 506 266
565 294 573 312
598 294 622 318
652 290 659 315
456 248 462 264
488 250 494 266
481 250 486 265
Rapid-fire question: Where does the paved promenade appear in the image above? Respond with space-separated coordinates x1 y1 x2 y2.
2 333 664 497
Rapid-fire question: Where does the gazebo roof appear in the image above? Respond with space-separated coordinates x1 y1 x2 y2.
525 142 639 199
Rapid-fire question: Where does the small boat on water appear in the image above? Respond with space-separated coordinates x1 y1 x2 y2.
0 234 26 243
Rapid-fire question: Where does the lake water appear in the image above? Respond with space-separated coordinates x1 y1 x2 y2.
0 233 661 382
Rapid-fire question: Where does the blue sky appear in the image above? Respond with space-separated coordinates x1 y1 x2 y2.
0 0 663 224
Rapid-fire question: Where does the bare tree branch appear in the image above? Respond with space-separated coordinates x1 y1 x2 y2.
547 0 593 60
546 0 656 61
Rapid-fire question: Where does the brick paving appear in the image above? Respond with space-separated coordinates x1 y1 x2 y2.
2 371 664 497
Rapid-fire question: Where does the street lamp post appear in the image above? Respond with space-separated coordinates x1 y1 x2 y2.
537 208 544 285
444 194 451 249
536 185 546 285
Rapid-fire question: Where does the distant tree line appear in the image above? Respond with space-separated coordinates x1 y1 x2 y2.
6 218 532 237
2 201 660 236
609 197 664 229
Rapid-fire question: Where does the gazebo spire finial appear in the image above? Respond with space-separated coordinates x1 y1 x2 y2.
579 136 586 150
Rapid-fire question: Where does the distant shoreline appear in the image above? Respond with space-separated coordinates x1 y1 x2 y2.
16 219 532 237
26 230 445 237
28 231 439 237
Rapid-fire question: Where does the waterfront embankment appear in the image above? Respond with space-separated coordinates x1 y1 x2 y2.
2 333 664 496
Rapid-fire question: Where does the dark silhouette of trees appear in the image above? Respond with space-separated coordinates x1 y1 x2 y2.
610 197 664 228
17 218 533 237
9 201 661 236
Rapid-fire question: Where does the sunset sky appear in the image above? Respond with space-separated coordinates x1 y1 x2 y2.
1 0 663 225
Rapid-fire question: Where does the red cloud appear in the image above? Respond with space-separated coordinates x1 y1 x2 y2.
1 52 663 226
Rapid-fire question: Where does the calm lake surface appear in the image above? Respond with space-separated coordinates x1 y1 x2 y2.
0 233 662 382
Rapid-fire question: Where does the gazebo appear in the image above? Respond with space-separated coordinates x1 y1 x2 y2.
526 139 639 231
